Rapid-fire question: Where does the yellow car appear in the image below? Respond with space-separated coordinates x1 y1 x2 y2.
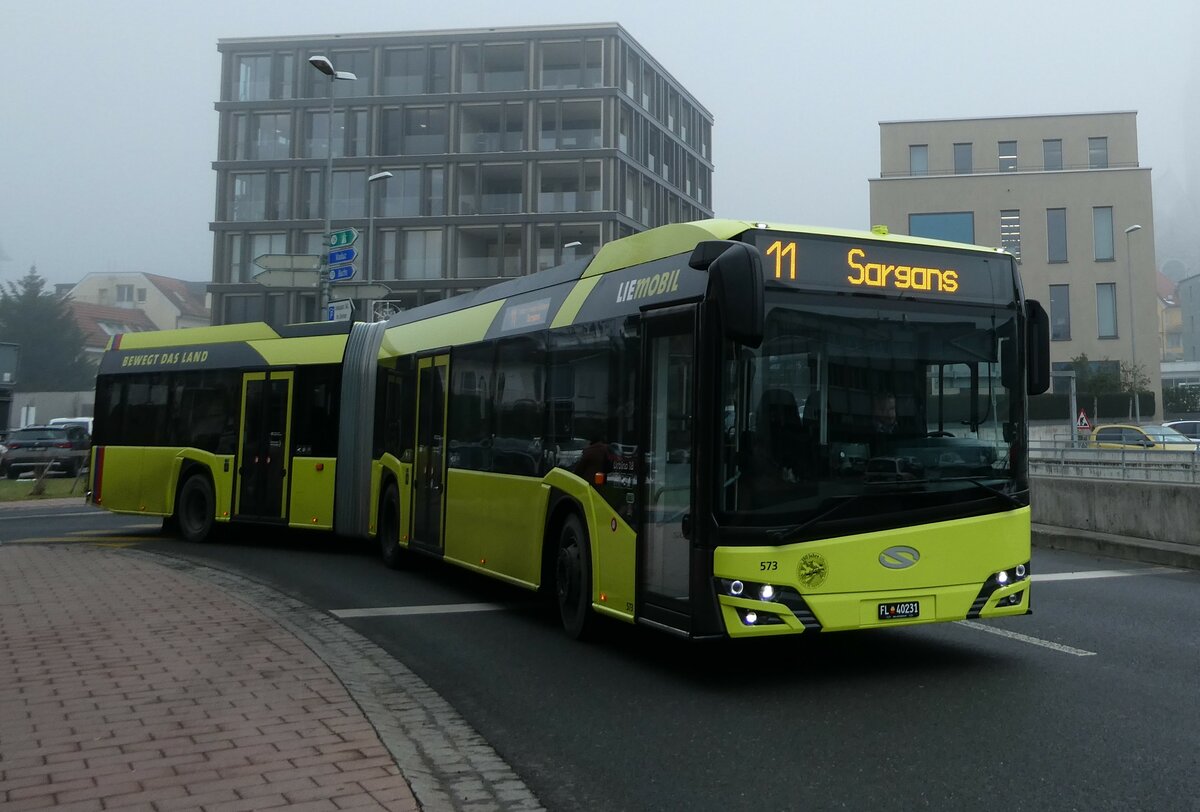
1090 423 1198 452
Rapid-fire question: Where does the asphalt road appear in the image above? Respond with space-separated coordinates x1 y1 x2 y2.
6 504 1200 811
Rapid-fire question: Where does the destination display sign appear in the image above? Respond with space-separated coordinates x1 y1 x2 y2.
745 231 1017 305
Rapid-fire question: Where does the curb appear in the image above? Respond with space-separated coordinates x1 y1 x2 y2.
133 548 545 812
1033 523 1200 570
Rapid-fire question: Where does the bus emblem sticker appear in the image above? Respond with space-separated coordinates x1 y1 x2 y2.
879 546 920 569
798 553 827 588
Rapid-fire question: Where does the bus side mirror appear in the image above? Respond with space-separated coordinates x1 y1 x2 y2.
1025 299 1050 396
690 241 764 348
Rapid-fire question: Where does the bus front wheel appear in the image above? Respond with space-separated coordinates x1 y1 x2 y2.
177 474 215 543
378 482 407 570
555 513 594 639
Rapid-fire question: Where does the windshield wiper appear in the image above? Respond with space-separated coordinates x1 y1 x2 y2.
949 477 1025 508
766 494 871 546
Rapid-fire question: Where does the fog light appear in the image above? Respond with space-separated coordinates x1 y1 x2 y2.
744 611 758 625
759 584 776 601
730 580 744 596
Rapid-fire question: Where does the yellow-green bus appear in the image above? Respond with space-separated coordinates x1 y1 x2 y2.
91 219 1049 640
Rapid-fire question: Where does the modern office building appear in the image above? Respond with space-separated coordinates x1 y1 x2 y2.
869 112 1161 413
211 23 714 325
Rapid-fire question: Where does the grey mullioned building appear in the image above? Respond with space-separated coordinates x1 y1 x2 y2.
869 112 1161 412
211 23 714 325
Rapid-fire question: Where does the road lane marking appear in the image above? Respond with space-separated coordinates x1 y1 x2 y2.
956 620 1097 656
331 602 508 619
1033 567 1181 582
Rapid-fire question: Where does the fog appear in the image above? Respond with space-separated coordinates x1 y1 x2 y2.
2 0 1196 285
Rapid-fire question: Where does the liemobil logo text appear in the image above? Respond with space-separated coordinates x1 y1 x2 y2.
879 545 921 569
614 269 681 303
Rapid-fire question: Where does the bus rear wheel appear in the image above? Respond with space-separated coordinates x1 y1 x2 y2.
555 513 594 639
177 474 215 543
378 482 406 570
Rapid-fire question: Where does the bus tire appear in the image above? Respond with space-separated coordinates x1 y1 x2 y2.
378 482 406 570
177 473 215 543
555 513 595 640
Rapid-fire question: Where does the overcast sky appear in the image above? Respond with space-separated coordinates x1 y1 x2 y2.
2 0 1196 286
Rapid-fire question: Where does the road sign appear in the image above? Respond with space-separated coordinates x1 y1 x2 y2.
330 283 391 299
1077 409 1091 430
328 228 359 249
328 247 357 265
328 264 356 281
326 299 353 322
253 268 321 288
253 253 323 271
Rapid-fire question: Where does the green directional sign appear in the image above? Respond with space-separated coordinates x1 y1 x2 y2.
328 228 360 249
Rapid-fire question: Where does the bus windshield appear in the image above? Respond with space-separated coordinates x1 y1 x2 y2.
717 292 1025 531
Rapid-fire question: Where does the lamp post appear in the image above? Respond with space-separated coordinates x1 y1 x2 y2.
1124 223 1143 422
308 55 356 313
366 170 392 288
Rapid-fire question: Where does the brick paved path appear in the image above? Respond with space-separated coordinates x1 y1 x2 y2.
0 544 420 811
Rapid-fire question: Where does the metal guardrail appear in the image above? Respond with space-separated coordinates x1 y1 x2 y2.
1029 438 1200 484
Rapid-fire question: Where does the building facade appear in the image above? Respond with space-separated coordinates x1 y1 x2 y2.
212 23 713 325
67 273 211 331
869 112 1161 413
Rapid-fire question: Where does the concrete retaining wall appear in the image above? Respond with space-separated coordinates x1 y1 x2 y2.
1031 476 1200 547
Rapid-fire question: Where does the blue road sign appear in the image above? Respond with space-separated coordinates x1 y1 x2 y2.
328 247 357 265
328 264 357 281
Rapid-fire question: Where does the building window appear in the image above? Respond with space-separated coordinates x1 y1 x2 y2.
402 106 447 154
224 295 265 324
998 140 1017 172
459 103 525 153
1049 285 1071 340
456 225 522 278
908 212 974 244
1093 206 1114 261
1088 137 1108 169
1097 283 1117 338
538 160 601 213
400 230 443 280
116 285 134 303
460 43 527 92
249 112 291 160
331 170 365 219
1000 210 1021 260
229 173 267 221
383 48 425 94
539 100 602 150
540 39 602 89
136 288 147 303
909 145 928 176
1043 139 1063 170
235 55 272 101
1047 208 1068 263
953 143 972 174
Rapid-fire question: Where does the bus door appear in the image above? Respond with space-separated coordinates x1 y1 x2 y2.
235 371 293 520
638 306 697 629
410 354 449 552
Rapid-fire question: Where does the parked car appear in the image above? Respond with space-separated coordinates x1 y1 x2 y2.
1162 420 1200 440
49 416 94 432
0 425 91 479
1090 423 1198 452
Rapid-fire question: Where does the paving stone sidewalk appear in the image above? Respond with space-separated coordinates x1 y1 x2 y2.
0 543 542 812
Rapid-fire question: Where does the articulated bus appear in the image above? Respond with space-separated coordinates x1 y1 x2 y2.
91 219 1049 639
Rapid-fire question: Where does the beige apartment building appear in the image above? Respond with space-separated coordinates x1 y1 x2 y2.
869 111 1160 414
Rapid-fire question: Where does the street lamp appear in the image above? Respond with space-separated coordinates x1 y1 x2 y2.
309 55 357 312
1124 223 1143 422
366 171 392 284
